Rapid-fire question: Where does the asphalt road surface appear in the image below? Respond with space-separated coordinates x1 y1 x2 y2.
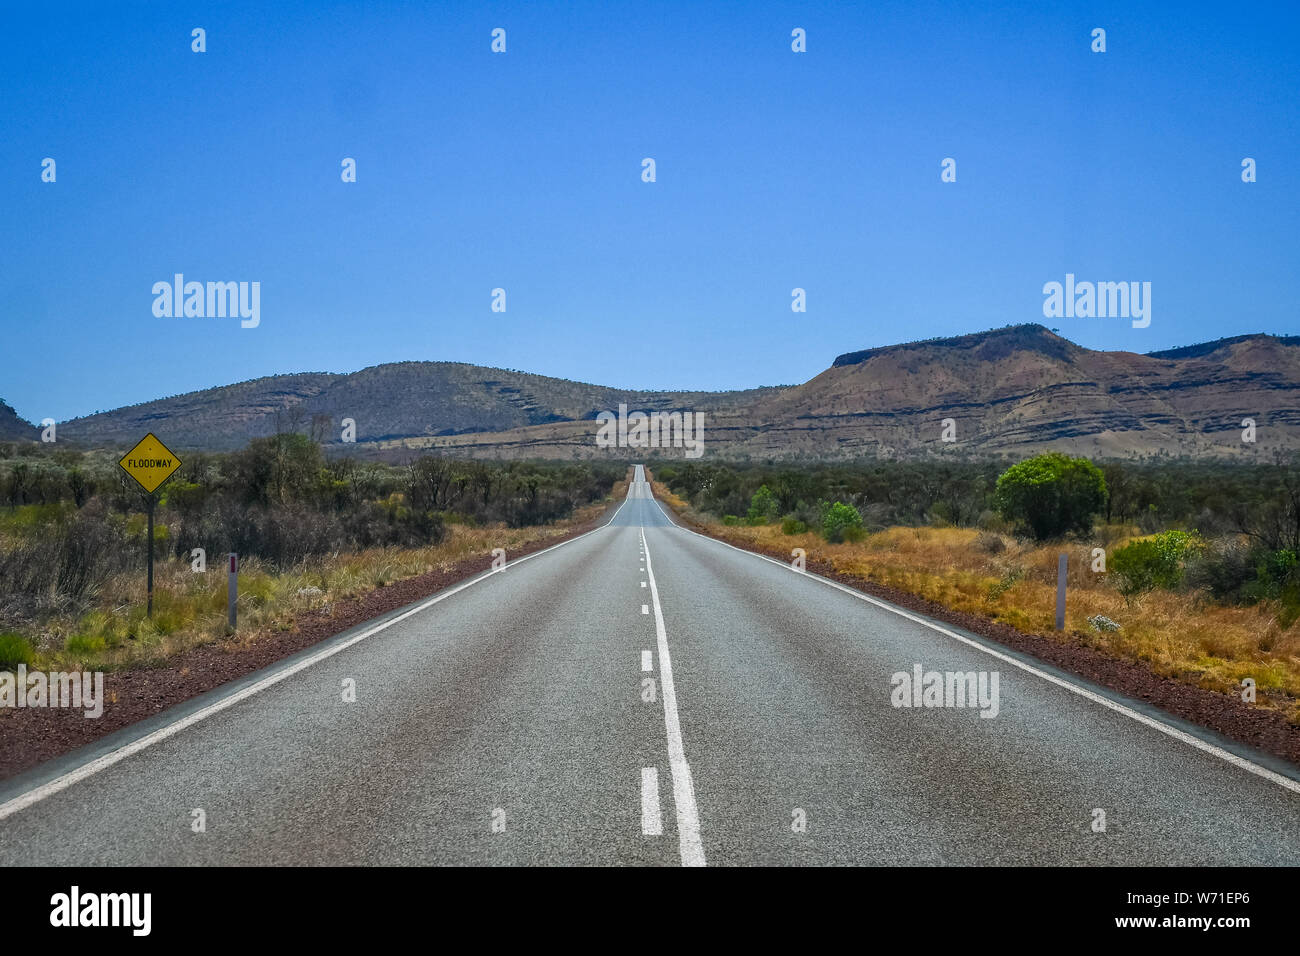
2 466 1298 866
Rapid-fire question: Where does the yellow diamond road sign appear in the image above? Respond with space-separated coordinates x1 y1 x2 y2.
120 433 182 494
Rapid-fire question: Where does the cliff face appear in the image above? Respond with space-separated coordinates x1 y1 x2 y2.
699 326 1300 459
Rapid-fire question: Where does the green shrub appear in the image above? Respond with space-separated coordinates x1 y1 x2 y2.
0 632 36 668
994 453 1107 541
1253 549 1298 597
1111 531 1202 597
747 485 780 524
820 501 863 543
781 516 808 535
1111 540 1165 596
1242 549 1300 624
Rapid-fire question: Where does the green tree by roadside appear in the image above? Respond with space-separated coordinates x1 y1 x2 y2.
994 453 1107 541
820 500 864 543
747 484 780 523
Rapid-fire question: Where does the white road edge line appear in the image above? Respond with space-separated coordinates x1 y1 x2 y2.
641 525 707 866
641 766 663 836
0 480 643 822
646 496 1300 797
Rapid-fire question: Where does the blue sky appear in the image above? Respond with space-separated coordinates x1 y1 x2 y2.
2 0 1297 422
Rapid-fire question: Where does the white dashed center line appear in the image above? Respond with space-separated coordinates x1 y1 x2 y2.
640 526 706 866
641 767 663 836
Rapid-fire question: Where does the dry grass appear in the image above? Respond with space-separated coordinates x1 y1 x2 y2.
653 481 1300 721
23 487 623 674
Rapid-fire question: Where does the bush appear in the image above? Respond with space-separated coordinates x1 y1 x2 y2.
1110 531 1201 597
1110 540 1163 597
820 501 863 543
1213 547 1300 625
1251 549 1299 600
1185 540 1258 602
974 531 1006 554
0 505 132 602
994 453 1107 541
747 485 780 524
0 632 35 668
781 516 808 535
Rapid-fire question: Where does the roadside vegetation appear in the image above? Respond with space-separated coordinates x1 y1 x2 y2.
0 437 621 672
654 455 1300 721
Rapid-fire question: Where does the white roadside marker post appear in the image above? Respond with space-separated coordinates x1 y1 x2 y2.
1056 553 1067 631
228 553 238 632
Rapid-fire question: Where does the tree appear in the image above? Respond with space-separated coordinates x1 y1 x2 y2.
407 457 455 512
229 433 324 505
747 485 779 523
994 453 1107 541
820 501 863 543
1100 462 1137 524
1232 455 1300 553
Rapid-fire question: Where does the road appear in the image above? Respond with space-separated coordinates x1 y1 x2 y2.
1 465 1298 865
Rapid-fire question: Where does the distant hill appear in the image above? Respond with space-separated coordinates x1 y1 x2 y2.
700 324 1300 459
50 363 778 452
0 400 34 441
19 324 1300 460
1147 334 1300 360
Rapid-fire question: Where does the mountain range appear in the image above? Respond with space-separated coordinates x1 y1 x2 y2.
5 324 1299 461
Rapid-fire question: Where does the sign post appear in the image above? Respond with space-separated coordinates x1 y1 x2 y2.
146 496 155 616
119 433 182 619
